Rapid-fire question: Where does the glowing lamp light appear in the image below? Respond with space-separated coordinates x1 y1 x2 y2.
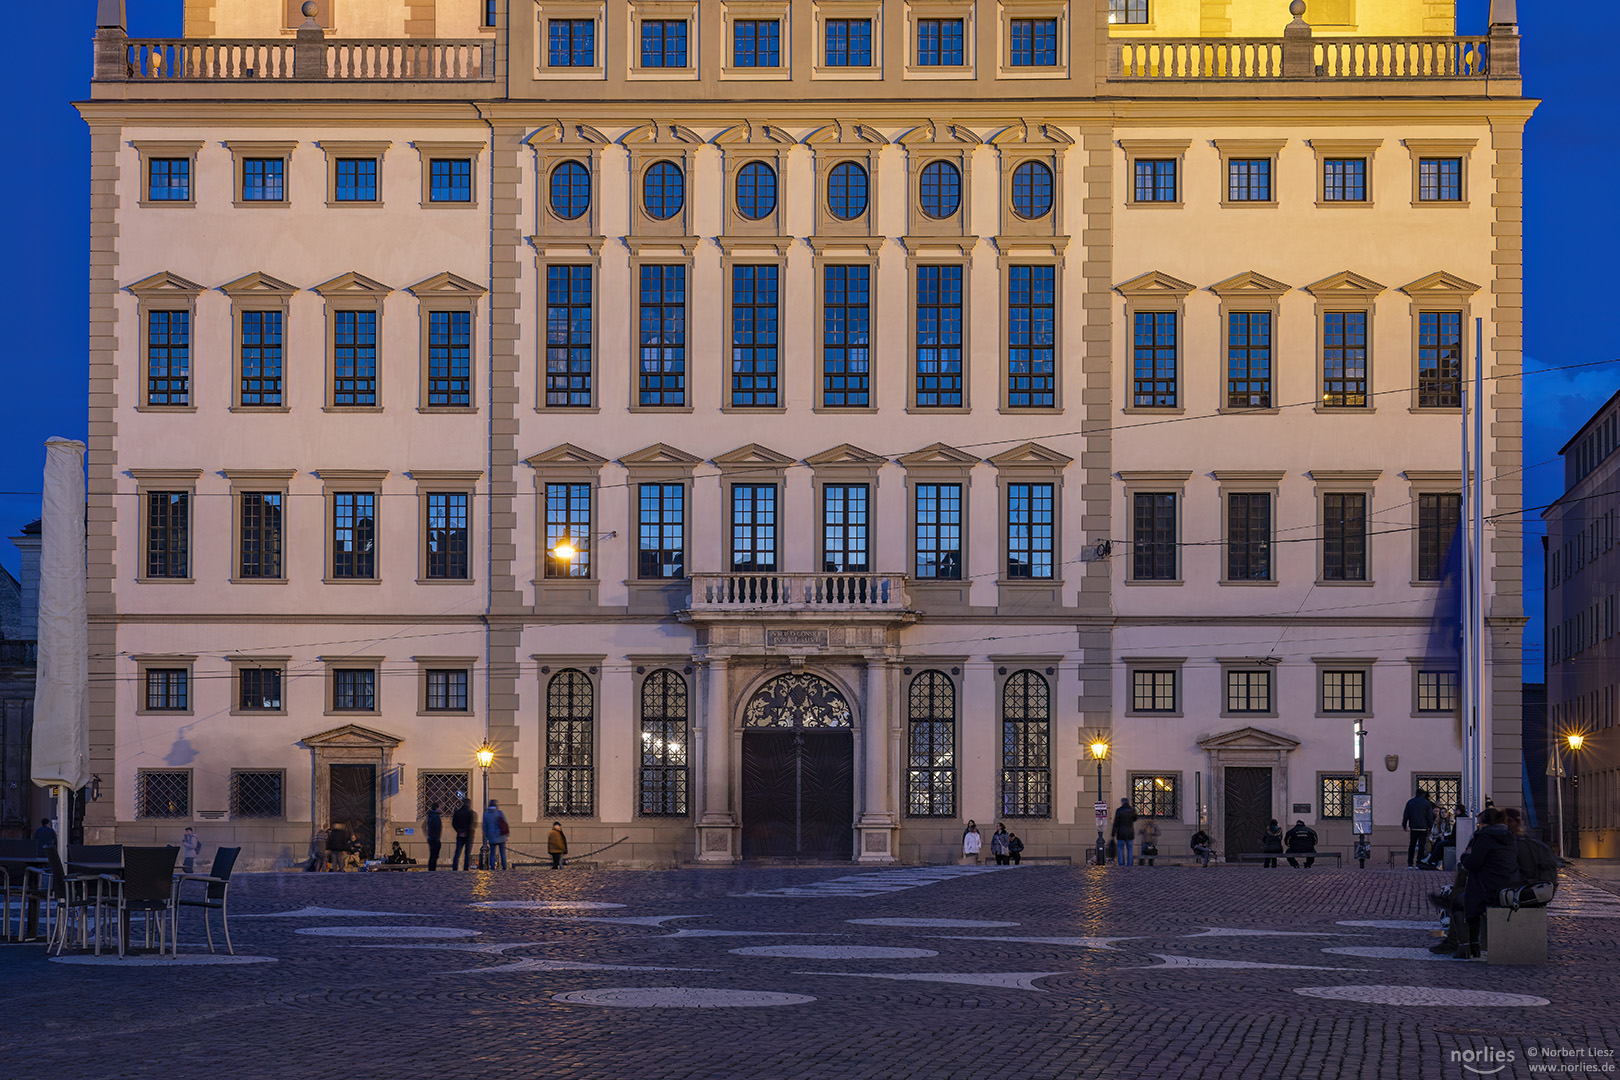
475 744 495 769
552 540 578 561
1566 734 1585 752
1090 740 1110 761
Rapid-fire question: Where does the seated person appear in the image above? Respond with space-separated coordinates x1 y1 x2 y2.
1285 820 1318 868
1189 829 1214 867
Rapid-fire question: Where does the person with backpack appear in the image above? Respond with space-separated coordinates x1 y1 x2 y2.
1285 820 1318 868
1452 807 1520 958
990 824 1011 866
1261 819 1284 868
424 801 444 872
482 799 509 870
1139 819 1160 866
1402 788 1436 868
451 798 475 871
1503 807 1559 906
1111 798 1139 867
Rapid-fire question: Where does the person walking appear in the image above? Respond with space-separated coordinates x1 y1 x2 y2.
1261 819 1284 868
482 800 509 870
1402 787 1436 868
1190 828 1215 867
325 821 352 872
424 802 444 872
1111 798 1138 867
962 821 982 865
180 826 202 874
1284 819 1318 868
989 824 1010 865
1007 832 1024 865
451 798 475 871
548 821 568 870
1139 820 1160 866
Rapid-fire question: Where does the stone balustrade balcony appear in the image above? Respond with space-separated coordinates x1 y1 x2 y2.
683 573 914 625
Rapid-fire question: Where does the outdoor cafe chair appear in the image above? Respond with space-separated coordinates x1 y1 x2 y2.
0 838 47 942
177 846 240 954
31 847 106 955
102 846 179 958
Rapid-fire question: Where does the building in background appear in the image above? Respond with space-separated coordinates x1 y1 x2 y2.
77 0 1528 867
1 521 41 836
1521 680 1547 837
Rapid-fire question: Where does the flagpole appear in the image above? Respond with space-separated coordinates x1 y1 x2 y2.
1459 346 1473 821
1472 317 1487 815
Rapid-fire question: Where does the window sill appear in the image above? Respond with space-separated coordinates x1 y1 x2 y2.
1218 407 1280 416
1407 579 1443 589
811 65 884 80
1219 579 1280 587
229 577 289 585
1315 405 1375 415
324 406 384 414
135 577 195 585
135 405 197 414
1124 406 1184 415
1314 579 1375 587
906 406 971 415
1411 199 1470 210
229 405 290 414
627 68 700 81
1001 405 1060 415
720 67 793 80
1408 406 1463 415
721 405 787 415
628 405 695 414
812 405 877 415
1125 200 1183 210
903 65 976 79
326 200 385 210
135 709 195 717
537 405 600 414
997 577 1063 587
418 709 476 718
1218 200 1279 210
1125 579 1182 586
1315 199 1373 209
421 200 480 210
322 577 382 585
419 406 479 415
229 708 288 718
138 200 196 209
416 577 476 586
1125 711 1184 719
997 67 1067 79
325 709 381 718
535 68 607 80
233 200 291 209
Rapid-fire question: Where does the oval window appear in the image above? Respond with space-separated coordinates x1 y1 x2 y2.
1011 161 1054 220
919 161 961 220
736 161 778 220
549 161 591 220
644 160 684 221
827 161 869 221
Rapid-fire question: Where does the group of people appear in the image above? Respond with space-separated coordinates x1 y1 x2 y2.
315 798 572 872
1428 805 1559 958
960 822 1025 865
1401 788 1463 869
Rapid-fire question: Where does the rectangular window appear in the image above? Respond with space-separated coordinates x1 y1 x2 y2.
1001 676 1050 818
914 483 963 580
907 675 956 817
545 676 594 817
917 18 964 65
545 482 592 579
426 669 469 712
822 484 870 574
1419 157 1462 202
640 18 688 67
334 158 377 202
1109 0 1149 24
230 771 284 819
147 311 190 407
1417 492 1461 582
637 483 685 579
825 18 873 66
1132 493 1177 581
1323 158 1367 202
1417 669 1459 713
1006 483 1055 580
1322 492 1367 582
331 491 377 579
1226 670 1271 713
1226 312 1272 408
1320 774 1356 818
1131 775 1179 818
1131 670 1176 712
733 19 781 67
145 669 189 711
1227 492 1271 582
427 310 471 408
546 265 592 407
639 675 689 816
148 157 191 202
239 666 282 711
915 265 963 407
484 0 496 27
639 265 686 407
242 157 284 202
1227 158 1271 202
548 18 595 66
419 771 472 819
1416 774 1462 810
332 668 376 711
147 491 189 579
1132 311 1177 408
239 491 283 579
1134 159 1176 202
823 265 871 408
1322 312 1367 407
1322 670 1366 713
1009 18 1057 66
134 770 189 819
429 159 472 203
425 492 469 580
1418 311 1462 408
333 310 378 407
730 485 778 571
240 310 282 407
731 265 778 408
1008 265 1055 408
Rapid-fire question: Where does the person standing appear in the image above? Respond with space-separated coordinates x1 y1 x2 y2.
1140 820 1160 867
33 817 57 856
424 802 444 872
547 821 568 870
1284 819 1318 868
961 821 982 865
482 799 509 870
1111 798 1138 867
1007 833 1024 865
1261 819 1284 868
989 824 1011 866
451 798 475 871
325 821 352 873
180 826 202 874
1190 828 1215 868
1402 787 1436 868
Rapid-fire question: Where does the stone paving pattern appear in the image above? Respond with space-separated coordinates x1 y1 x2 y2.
3 862 1617 1080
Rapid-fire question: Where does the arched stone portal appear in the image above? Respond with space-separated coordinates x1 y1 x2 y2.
740 673 855 860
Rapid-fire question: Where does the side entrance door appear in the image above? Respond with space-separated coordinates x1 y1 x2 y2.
329 764 377 860
1223 766 1272 863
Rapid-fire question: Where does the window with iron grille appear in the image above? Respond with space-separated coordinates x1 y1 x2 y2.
822 485 870 574
1226 312 1271 407
907 671 957 817
426 492 469 580
730 485 777 572
1132 311 1177 407
331 492 376 578
1000 671 1050 817
1418 492 1461 581
1418 157 1462 201
1418 670 1458 713
639 265 686 406
1322 670 1366 713
639 670 688 816
240 310 282 406
546 265 592 407
548 18 595 66
333 668 376 711
1322 492 1367 581
1418 311 1462 408
430 159 472 203
335 158 377 202
640 19 688 67
1009 18 1057 65
1008 265 1055 408
239 491 283 580
916 265 963 407
1131 670 1176 712
428 310 471 408
914 483 962 580
419 771 471 820
1134 159 1176 202
1226 670 1271 713
823 265 870 407
147 491 189 579
733 19 780 67
333 310 377 406
732 265 778 407
1227 492 1271 582
426 669 469 712
242 157 284 201
135 770 190 819
230 770 283 819
1416 774 1461 810
545 483 592 578
1322 311 1367 407
1323 158 1366 202
1109 0 1149 24
145 668 188 711
825 18 872 66
147 310 190 406
238 666 282 711
546 670 595 816
149 157 190 201
1320 774 1356 818
917 18 964 65
1006 483 1054 580
1132 492 1176 580
1227 158 1271 202
637 483 685 579
1131 774 1179 818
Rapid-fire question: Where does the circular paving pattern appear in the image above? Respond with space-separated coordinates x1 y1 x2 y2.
50 954 278 967
1293 985 1550 1007
295 926 479 939
730 945 938 960
552 987 816 1008
847 918 1019 929
1336 920 1436 930
472 901 626 910
1323 946 1454 961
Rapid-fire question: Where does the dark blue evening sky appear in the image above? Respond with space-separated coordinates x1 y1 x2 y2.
3 1 1614 679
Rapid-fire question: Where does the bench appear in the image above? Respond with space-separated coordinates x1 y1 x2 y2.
1133 853 1208 866
1483 905 1548 965
1236 851 1343 866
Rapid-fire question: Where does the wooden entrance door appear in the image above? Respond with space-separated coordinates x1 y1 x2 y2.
329 764 377 859
1223 766 1272 863
741 730 854 860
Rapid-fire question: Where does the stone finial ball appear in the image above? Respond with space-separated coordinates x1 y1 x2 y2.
1289 0 1306 15
303 1 319 16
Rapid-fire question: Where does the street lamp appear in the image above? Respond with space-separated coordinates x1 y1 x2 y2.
475 742 495 869
1556 733 1586 860
1090 739 1110 867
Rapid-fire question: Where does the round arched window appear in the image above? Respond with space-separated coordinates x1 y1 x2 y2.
1011 161 1054 220
644 160 684 220
549 161 591 220
919 161 961 219
827 161 869 221
736 161 778 220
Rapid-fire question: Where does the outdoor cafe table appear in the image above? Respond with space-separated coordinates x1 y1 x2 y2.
67 861 122 955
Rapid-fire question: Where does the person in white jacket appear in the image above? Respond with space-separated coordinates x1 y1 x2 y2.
962 821 982 864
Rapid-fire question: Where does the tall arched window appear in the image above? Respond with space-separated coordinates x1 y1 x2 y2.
1000 671 1050 817
827 161 869 220
545 669 594 816
919 161 961 219
1011 161 1053 219
736 161 777 220
644 160 684 220
639 669 689 816
549 161 591 220
907 671 956 817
